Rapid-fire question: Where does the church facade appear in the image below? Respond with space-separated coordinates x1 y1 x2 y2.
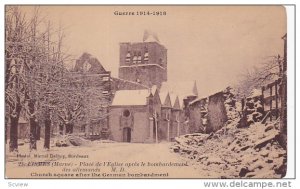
65 33 213 143
109 36 198 143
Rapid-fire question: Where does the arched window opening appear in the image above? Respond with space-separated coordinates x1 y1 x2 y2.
137 53 142 64
132 54 137 64
144 52 149 63
125 51 131 63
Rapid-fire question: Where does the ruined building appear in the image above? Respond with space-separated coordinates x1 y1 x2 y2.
109 34 198 142
47 33 234 142
64 53 112 139
65 32 228 143
188 88 238 134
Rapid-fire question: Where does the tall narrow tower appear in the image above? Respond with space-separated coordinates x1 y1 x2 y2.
118 34 167 88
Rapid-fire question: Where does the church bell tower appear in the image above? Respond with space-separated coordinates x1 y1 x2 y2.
118 31 167 88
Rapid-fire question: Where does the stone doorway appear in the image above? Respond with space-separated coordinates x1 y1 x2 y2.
123 127 131 142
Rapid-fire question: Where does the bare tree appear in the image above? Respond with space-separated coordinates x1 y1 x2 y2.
22 8 66 150
236 55 283 98
34 21 66 149
56 74 84 135
5 6 30 152
5 6 67 151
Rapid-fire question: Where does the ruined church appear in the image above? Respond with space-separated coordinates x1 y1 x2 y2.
110 34 197 143
12 32 234 143
61 32 232 143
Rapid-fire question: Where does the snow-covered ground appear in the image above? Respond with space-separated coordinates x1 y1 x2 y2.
6 117 286 179
171 120 286 178
6 140 203 178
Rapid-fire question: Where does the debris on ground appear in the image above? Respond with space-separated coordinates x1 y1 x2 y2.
171 116 286 178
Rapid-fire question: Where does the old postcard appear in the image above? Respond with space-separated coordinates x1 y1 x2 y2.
5 5 288 179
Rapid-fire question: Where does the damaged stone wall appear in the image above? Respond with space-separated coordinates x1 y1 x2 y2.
189 98 207 133
188 88 238 134
65 53 112 139
206 92 228 133
171 87 286 178
238 93 264 128
223 88 239 125
245 95 264 125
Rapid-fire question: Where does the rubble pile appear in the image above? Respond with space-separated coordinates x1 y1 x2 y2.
55 135 90 147
245 95 264 125
199 99 208 132
171 119 286 178
223 88 240 125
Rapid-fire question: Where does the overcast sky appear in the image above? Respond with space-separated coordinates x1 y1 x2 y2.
23 6 286 97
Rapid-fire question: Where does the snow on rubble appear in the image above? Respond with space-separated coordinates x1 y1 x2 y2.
171 88 286 178
171 120 286 178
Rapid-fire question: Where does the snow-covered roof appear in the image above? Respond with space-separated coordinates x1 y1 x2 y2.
248 88 262 98
160 81 198 98
179 96 185 108
111 89 150 106
172 96 181 110
189 88 226 105
159 92 172 107
190 96 207 105
112 77 149 89
151 85 158 94
159 92 168 104
169 93 177 107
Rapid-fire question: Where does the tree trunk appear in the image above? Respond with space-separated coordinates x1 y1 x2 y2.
59 122 64 135
65 122 74 135
70 123 74 134
5 115 8 144
44 110 51 149
65 123 70 134
36 125 41 140
28 99 37 150
9 109 21 152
